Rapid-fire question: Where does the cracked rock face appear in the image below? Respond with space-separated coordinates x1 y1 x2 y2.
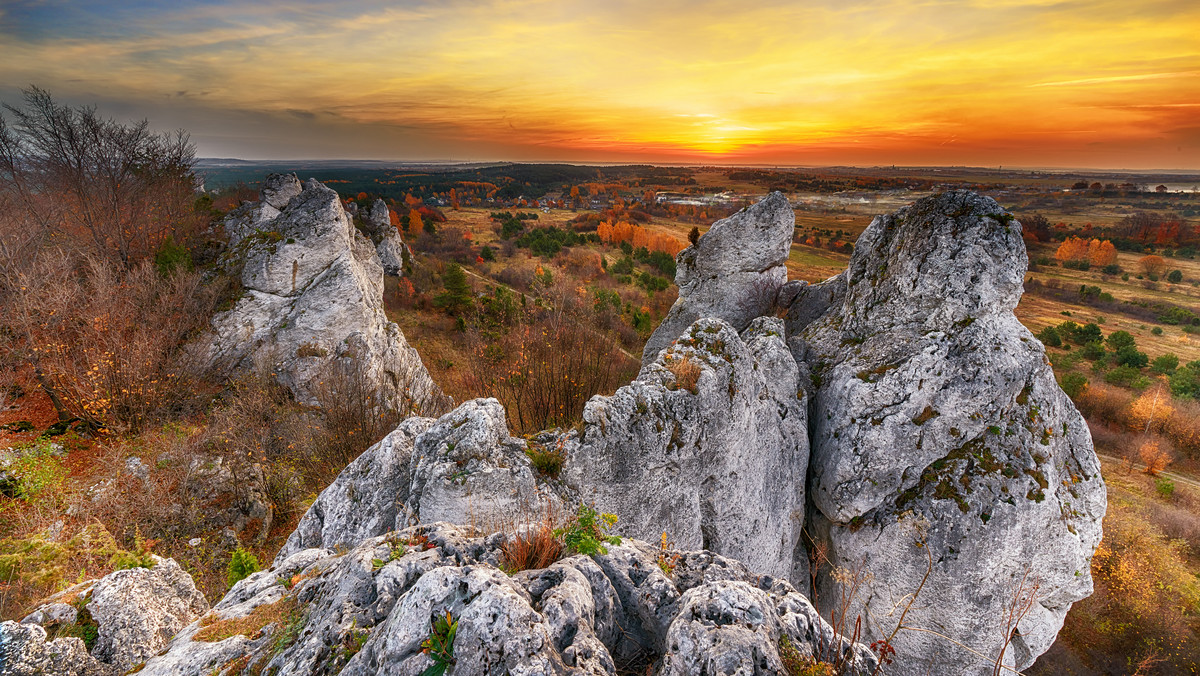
136 524 876 676
794 191 1106 675
642 191 795 365
207 175 447 414
566 316 809 584
0 621 114 676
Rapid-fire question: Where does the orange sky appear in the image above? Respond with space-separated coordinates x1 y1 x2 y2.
1 0 1197 168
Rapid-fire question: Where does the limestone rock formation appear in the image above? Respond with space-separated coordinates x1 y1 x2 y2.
565 316 809 583
7 557 208 675
360 198 408 276
207 174 447 414
276 398 564 565
793 191 1105 674
86 557 210 671
0 621 115 676
136 524 876 675
641 191 795 365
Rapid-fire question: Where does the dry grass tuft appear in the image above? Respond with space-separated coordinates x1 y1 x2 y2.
497 502 566 574
667 355 702 394
194 595 298 643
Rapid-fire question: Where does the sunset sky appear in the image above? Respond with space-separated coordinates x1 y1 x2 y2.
1 0 1197 169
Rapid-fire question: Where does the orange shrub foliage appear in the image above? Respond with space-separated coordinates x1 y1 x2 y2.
1140 255 1167 276
1088 239 1118 267
1128 386 1174 434
1055 236 1090 263
596 220 684 256
408 209 424 235
1139 439 1173 475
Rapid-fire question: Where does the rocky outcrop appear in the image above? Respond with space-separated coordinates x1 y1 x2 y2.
793 191 1105 674
0 621 114 676
6 557 208 675
136 524 876 675
565 316 809 583
286 317 809 585
360 198 408 276
208 174 447 414
641 192 795 365
276 399 566 565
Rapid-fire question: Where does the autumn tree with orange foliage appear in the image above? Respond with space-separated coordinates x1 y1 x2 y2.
407 209 424 235
596 219 684 256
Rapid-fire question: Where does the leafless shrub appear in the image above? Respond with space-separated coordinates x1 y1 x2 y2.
2 252 218 432
460 291 636 434
0 86 203 270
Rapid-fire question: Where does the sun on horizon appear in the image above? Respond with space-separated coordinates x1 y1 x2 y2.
1 0 1198 169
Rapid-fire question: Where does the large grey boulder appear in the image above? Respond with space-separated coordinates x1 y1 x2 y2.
792 191 1106 675
276 398 564 565
276 415 436 562
208 175 447 415
565 316 809 583
86 557 210 671
135 524 876 675
9 557 208 674
642 191 795 365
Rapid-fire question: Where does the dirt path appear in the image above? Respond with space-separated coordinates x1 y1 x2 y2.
1096 451 1200 491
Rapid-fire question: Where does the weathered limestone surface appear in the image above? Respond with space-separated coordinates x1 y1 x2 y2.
7 557 208 675
207 175 447 414
794 191 1106 674
0 621 115 676
642 191 795 365
361 198 408 276
137 524 876 676
276 398 563 565
566 316 809 583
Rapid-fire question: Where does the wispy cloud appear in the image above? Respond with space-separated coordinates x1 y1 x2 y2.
1031 70 1200 87
0 0 1197 167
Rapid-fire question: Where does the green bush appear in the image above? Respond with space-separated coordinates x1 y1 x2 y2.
1081 341 1106 361
1036 326 1062 348
154 236 193 276
1152 353 1180 374
1170 362 1200 398
1156 477 1176 500
556 504 621 556
1168 270 1183 283
227 547 261 587
1152 327 1164 336
1115 345 1149 368
1106 330 1137 352
1059 372 1088 399
1105 365 1145 387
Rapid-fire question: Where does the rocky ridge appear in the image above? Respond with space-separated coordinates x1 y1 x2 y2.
3 187 1106 676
